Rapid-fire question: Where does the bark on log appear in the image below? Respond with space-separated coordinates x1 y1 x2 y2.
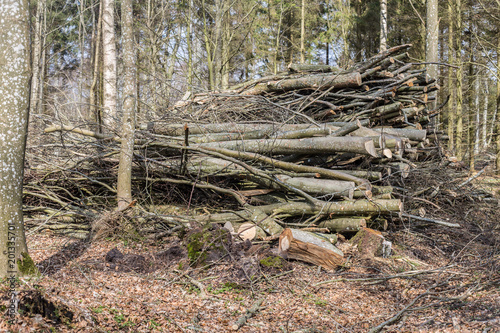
200 146 372 189
318 217 368 233
246 207 283 236
195 199 402 224
288 64 342 73
241 72 362 95
372 127 427 141
140 122 338 136
197 136 378 157
279 228 344 270
275 175 357 198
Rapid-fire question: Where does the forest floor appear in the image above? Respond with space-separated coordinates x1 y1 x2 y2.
1 176 499 333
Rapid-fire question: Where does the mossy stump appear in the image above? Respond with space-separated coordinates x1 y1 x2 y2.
185 224 232 267
350 227 392 258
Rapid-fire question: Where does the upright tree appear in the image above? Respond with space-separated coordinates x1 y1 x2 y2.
117 0 137 210
454 0 464 160
300 0 305 62
426 0 438 107
0 0 35 277
496 33 500 174
379 0 387 52
102 0 117 128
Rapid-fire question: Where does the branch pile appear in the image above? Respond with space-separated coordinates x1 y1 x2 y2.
31 44 461 266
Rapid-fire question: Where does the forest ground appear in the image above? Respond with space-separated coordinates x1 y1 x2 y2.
1 175 499 333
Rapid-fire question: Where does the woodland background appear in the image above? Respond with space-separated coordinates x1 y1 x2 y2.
28 0 500 169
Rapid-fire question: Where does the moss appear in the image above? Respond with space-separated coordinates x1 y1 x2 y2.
17 252 39 276
259 256 284 268
186 224 231 267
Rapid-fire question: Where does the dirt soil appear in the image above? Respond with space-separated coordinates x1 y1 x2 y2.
1 216 499 333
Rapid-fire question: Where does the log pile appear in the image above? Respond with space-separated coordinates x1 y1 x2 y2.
30 44 455 268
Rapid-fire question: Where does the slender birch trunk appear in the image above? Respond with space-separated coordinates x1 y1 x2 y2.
379 0 388 52
426 0 438 109
102 0 117 128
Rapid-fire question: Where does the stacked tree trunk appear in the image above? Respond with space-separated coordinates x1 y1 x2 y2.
34 44 448 266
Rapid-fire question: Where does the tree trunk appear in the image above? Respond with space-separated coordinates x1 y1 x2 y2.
102 0 117 128
30 0 44 117
482 77 488 149
447 0 455 152
0 0 34 277
300 0 305 63
496 34 500 175
379 0 388 52
117 0 136 211
454 0 464 160
426 0 438 110
468 34 475 171
89 2 103 131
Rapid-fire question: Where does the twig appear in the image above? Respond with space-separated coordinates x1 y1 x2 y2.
232 298 264 330
457 167 486 188
398 213 462 228
368 291 428 333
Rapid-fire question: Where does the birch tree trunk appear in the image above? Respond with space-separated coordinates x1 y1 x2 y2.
0 0 34 277
425 0 438 109
117 0 136 210
379 0 388 52
102 0 117 128
454 0 464 160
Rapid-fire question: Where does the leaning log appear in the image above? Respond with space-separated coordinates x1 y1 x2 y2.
279 228 344 270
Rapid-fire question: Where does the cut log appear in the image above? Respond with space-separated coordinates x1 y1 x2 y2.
318 217 367 233
275 175 358 198
278 228 344 270
140 122 337 136
241 72 362 95
197 136 378 157
237 223 266 241
195 199 402 224
372 127 427 141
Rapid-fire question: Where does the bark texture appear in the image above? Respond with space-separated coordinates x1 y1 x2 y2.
0 0 31 277
117 0 136 210
102 0 117 128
